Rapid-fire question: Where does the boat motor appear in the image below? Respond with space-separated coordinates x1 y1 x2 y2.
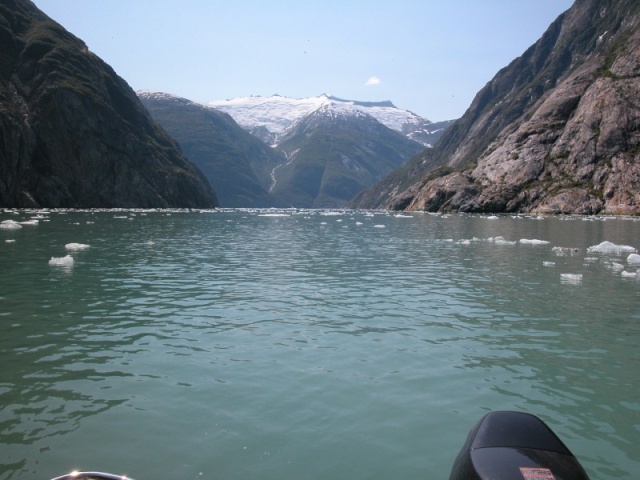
449 411 590 480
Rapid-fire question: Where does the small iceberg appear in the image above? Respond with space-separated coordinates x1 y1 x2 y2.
49 255 74 267
587 241 637 254
608 262 625 272
621 271 637 278
0 220 22 230
65 243 90 251
19 219 39 226
543 261 556 267
627 253 640 265
492 236 516 245
520 239 550 245
560 273 583 284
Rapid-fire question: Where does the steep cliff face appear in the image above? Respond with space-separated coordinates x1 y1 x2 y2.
0 0 217 208
353 0 640 215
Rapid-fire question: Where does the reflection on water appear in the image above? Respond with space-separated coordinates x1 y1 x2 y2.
0 210 639 480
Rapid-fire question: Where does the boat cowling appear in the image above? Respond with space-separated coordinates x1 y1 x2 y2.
449 411 590 480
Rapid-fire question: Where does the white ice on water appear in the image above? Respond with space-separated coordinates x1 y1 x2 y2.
519 239 550 245
587 241 637 254
560 273 583 284
48 255 74 267
65 243 90 251
0 220 22 230
627 253 640 265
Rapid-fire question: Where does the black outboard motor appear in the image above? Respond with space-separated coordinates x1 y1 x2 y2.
449 411 590 480
51 473 132 480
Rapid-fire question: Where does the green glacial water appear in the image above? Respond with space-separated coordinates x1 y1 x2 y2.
0 209 639 479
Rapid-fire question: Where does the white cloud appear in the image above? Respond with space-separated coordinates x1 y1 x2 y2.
365 76 381 86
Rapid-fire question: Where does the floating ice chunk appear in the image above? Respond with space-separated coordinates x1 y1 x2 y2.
587 241 637 254
394 214 412 218
0 220 22 230
5 239 16 243
543 261 555 267
49 255 74 267
486 215 499 220
20 219 39 225
609 262 625 272
373 224 386 228
65 243 90 251
258 213 290 217
560 273 583 284
627 253 640 265
520 239 550 245
621 271 637 278
552 246 580 256
493 236 516 245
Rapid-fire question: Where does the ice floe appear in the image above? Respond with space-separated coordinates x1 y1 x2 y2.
520 239 550 245
491 236 516 245
608 262 625 272
627 253 640 265
65 243 90 251
621 271 637 278
587 241 637 254
552 246 581 256
49 255 74 267
543 261 556 267
560 273 583 284
0 220 22 230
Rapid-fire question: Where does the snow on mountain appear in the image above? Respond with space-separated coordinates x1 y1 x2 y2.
206 94 437 146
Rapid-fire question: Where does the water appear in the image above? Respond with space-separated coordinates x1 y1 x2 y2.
1 209 639 480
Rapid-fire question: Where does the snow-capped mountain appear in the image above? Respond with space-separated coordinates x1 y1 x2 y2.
206 94 449 147
137 90 448 208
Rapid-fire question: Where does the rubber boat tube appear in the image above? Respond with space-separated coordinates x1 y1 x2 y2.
449 411 590 480
50 473 132 480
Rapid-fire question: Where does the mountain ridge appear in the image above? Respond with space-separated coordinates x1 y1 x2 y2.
0 0 217 208
140 91 425 208
206 93 453 147
351 0 640 215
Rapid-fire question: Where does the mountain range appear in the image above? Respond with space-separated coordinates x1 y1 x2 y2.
351 0 640 215
0 0 217 208
140 92 432 208
207 94 453 147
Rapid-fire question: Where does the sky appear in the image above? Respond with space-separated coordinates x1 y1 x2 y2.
33 0 574 121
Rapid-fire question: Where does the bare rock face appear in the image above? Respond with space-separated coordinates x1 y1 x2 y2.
0 0 217 208
356 0 640 216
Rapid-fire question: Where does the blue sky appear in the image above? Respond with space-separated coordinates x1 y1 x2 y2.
34 1 574 121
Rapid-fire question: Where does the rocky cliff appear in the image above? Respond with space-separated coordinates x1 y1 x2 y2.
0 0 217 208
351 0 640 215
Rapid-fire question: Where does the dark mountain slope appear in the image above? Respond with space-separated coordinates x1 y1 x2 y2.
274 106 424 208
139 92 286 208
352 0 640 215
0 0 217 208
